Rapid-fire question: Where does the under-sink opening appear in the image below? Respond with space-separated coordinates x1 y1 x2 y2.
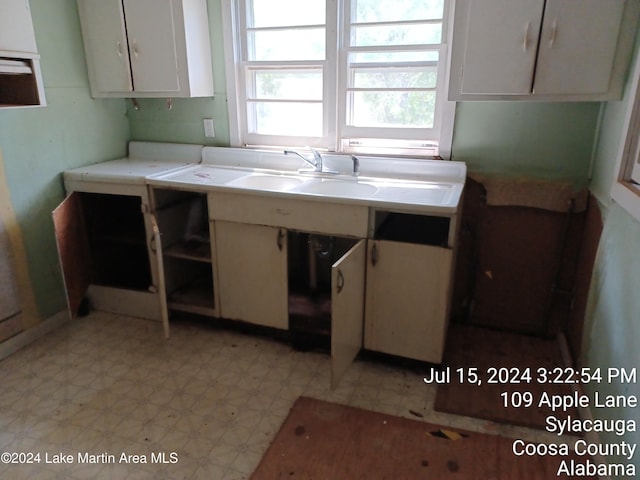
287 231 357 351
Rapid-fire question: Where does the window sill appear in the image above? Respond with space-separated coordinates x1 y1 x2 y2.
611 181 640 223
341 145 441 160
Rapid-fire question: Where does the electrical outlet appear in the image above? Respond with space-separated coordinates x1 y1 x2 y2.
203 118 215 138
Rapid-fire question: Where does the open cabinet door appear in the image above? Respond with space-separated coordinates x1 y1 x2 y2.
150 215 170 338
52 193 91 319
331 239 366 389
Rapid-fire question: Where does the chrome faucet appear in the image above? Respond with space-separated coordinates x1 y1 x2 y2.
284 148 323 173
351 155 360 177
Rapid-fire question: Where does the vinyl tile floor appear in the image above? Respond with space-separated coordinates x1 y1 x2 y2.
0 312 575 480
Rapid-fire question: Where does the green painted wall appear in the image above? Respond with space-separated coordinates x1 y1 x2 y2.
0 0 129 320
590 100 629 203
451 101 601 185
583 204 640 473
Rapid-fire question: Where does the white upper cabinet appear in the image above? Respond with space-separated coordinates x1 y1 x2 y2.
0 0 38 54
77 0 214 98
77 0 132 93
535 0 625 96
459 0 544 96
0 0 46 107
449 0 640 101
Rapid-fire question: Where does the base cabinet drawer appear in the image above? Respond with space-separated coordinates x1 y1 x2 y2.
207 191 369 237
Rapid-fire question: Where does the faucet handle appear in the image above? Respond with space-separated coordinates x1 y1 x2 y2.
309 148 323 172
310 148 322 161
351 155 360 177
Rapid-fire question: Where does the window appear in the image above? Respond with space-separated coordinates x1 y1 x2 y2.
222 0 454 158
611 46 640 222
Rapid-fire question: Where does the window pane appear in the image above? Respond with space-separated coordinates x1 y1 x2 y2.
249 29 325 61
250 0 325 28
250 102 323 136
353 67 437 89
353 0 444 23
253 70 323 100
350 50 439 64
349 91 435 128
352 23 442 47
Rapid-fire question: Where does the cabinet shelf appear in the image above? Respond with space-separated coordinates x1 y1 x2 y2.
168 274 215 316
164 240 211 263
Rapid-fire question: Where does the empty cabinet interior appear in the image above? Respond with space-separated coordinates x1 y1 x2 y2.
0 59 42 106
287 231 358 350
81 192 152 290
153 188 215 316
373 211 450 246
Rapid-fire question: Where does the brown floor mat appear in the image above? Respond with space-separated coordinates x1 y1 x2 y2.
251 396 593 479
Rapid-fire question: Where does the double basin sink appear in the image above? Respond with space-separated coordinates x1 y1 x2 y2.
223 169 462 211
228 172 378 197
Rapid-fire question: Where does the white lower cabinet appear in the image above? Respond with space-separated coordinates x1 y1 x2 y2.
55 183 459 388
363 212 455 364
214 221 288 330
364 240 452 363
207 207 456 371
212 221 367 387
53 190 164 322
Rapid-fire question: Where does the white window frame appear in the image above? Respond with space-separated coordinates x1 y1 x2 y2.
611 45 640 222
338 0 453 158
221 0 455 159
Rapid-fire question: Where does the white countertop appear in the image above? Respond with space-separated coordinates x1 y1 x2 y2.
64 142 203 185
65 143 466 215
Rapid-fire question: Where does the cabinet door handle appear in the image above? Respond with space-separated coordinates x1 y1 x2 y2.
371 243 378 267
276 229 285 251
116 40 124 58
132 40 139 58
548 20 557 48
523 21 530 52
149 233 157 253
336 269 344 294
